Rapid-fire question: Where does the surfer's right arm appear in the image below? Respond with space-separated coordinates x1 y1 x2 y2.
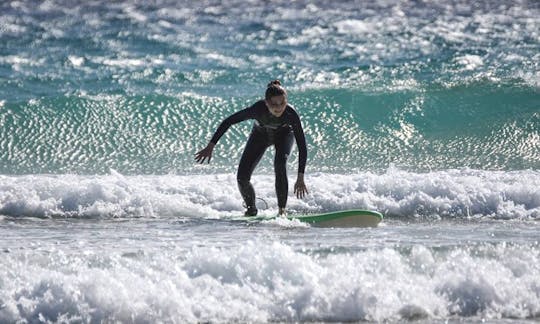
194 142 215 163
195 105 257 164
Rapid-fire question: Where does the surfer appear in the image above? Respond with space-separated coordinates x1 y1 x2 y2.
195 80 308 216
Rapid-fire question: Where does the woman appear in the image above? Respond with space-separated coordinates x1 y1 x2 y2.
195 80 308 216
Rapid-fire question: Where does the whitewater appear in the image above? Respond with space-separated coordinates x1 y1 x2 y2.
1 0 539 322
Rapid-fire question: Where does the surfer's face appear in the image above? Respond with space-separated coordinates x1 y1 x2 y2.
266 95 287 117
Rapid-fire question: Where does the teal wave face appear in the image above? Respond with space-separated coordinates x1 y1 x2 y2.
1 82 538 174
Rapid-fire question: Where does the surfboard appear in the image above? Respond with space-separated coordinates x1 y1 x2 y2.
245 209 383 228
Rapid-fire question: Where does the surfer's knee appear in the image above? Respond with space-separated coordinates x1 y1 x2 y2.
237 174 250 187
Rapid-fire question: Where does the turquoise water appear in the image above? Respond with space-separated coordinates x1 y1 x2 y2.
1 1 539 322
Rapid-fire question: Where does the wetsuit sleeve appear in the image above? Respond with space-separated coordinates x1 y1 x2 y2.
209 105 257 145
290 111 307 174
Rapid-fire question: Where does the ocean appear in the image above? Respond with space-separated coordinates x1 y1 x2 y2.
1 0 539 322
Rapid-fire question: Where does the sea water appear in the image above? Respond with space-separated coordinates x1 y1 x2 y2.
1 0 539 322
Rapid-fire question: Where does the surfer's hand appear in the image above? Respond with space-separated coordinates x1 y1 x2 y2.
294 174 308 199
195 143 215 164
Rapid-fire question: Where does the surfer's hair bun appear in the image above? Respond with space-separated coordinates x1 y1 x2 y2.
267 79 282 87
265 80 287 100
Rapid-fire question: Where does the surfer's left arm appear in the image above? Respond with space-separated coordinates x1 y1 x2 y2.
294 172 308 199
291 109 308 199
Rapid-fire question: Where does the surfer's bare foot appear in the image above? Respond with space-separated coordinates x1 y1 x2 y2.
278 208 287 216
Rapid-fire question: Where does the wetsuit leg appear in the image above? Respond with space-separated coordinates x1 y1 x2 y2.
274 129 294 209
237 128 268 211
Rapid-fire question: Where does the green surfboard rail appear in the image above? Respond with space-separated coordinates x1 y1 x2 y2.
244 209 383 228
288 209 383 223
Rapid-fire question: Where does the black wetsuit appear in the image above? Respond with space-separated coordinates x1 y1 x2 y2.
210 100 307 210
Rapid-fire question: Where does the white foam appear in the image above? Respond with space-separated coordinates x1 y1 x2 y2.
123 6 148 23
261 216 309 228
454 55 484 71
0 20 27 35
0 239 538 322
0 169 538 220
67 55 85 67
101 58 146 68
519 68 540 89
334 19 373 35
0 55 35 66
202 52 247 68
